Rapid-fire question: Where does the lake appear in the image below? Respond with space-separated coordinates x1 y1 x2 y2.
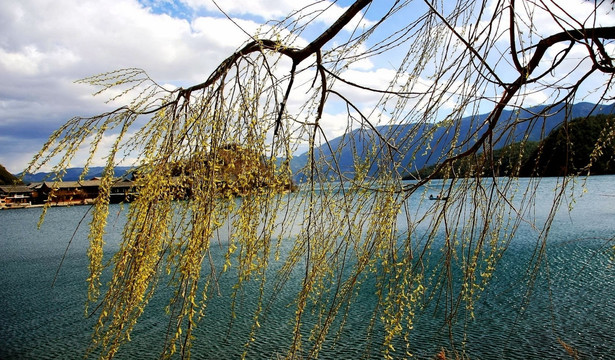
1 176 614 359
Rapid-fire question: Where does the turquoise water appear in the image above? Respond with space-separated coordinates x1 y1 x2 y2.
1 177 614 359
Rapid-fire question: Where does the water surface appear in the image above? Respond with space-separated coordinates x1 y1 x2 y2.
1 177 614 359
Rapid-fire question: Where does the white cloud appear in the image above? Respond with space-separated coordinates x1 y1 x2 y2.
0 46 79 76
0 0 272 173
318 112 353 140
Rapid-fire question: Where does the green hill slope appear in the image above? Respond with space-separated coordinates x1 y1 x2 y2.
0 164 23 185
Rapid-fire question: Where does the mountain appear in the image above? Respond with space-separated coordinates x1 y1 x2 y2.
291 102 615 180
1 164 23 185
20 166 135 183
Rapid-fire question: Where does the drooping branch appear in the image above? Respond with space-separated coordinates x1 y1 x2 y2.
181 0 374 94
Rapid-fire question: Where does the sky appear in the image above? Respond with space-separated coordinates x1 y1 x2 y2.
1 0 615 174
0 0 370 174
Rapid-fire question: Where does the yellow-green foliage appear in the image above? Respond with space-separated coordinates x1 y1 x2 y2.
25 65 568 359
24 2 607 354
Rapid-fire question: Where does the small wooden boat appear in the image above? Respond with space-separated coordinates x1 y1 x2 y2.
429 194 448 201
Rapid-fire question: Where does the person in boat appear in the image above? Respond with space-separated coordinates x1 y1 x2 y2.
430 194 448 200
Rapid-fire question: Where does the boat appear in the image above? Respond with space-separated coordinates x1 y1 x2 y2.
429 194 448 201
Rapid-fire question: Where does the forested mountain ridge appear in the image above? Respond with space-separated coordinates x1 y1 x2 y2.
521 114 615 176
403 114 615 179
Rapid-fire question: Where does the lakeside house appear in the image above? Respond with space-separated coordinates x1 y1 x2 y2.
0 185 33 209
0 179 136 209
0 170 293 210
2 146 295 210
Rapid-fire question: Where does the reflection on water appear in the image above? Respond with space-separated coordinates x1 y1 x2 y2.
1 177 614 359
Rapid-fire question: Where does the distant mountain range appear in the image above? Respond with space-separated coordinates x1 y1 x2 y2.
291 102 615 180
13 102 615 183
19 166 134 183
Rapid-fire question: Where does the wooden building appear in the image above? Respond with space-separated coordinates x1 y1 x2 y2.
34 179 136 206
0 185 33 209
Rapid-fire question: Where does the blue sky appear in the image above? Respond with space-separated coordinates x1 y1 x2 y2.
1 0 614 174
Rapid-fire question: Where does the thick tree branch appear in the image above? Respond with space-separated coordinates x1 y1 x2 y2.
181 39 297 96
180 0 373 97
523 26 615 78
509 0 524 74
292 0 373 63
407 25 615 191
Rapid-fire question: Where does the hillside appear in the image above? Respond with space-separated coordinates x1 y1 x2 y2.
520 114 615 176
0 164 23 185
404 141 540 179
